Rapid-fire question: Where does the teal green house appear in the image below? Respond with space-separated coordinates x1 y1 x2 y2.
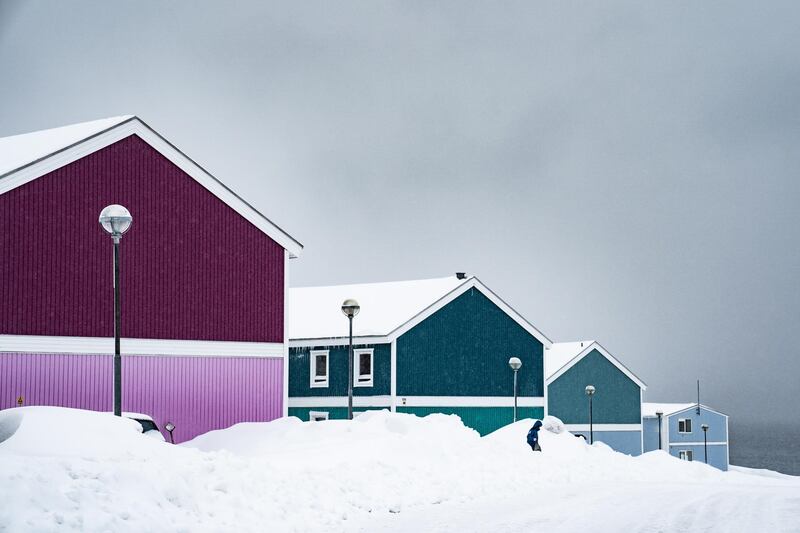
288 274 552 434
546 341 647 455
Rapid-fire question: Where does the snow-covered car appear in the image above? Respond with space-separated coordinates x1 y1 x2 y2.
123 413 165 441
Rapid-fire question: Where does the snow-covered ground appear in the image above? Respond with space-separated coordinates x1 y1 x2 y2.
0 407 798 532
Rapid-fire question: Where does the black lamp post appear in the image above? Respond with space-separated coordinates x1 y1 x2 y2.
508 357 522 422
99 204 132 417
702 424 709 463
656 411 663 450
585 385 596 444
341 299 360 420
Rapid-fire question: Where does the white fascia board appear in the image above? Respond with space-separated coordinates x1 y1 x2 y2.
288 396 392 408
666 404 729 419
397 396 545 408
546 341 647 390
283 249 290 416
0 335 284 358
0 117 303 257
390 338 397 412
640 388 644 454
289 336 390 348
387 277 552 348
563 424 642 432
667 441 728 447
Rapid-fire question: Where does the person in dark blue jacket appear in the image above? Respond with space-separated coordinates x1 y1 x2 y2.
527 420 543 451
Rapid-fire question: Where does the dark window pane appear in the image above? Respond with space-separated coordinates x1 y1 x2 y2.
685 419 692 433
359 353 371 376
315 355 326 377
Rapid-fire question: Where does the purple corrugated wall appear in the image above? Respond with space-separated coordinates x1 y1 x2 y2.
0 353 284 443
0 134 284 342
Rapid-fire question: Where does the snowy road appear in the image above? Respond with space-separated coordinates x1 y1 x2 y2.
360 480 800 533
362 483 800 533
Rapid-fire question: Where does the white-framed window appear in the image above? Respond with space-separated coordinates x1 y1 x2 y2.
309 411 329 422
354 348 374 387
678 418 692 434
310 350 329 388
678 450 693 461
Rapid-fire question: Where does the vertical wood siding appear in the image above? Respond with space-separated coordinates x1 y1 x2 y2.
396 288 544 397
547 349 642 425
396 406 544 436
0 135 284 342
0 353 283 443
288 343 391 397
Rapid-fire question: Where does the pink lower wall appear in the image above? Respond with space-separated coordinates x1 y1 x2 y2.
0 353 284 443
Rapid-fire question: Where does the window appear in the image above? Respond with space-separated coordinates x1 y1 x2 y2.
310 350 329 388
309 411 329 422
678 418 692 434
678 450 693 461
354 348 374 387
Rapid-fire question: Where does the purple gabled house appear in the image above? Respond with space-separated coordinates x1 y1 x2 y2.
0 116 303 442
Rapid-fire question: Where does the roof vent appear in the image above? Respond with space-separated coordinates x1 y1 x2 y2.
455 272 467 280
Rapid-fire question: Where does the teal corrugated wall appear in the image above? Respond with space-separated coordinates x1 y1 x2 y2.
289 343 391 397
548 349 641 424
397 288 544 397
397 406 544 435
288 406 388 420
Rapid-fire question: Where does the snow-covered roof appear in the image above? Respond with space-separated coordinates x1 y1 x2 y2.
642 403 727 418
290 276 467 339
0 116 133 177
0 116 303 256
545 340 647 389
545 341 594 379
290 275 552 345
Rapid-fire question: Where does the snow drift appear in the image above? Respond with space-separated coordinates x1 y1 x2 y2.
0 407 797 532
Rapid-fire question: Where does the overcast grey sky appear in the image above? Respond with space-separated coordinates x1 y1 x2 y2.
2 1 799 424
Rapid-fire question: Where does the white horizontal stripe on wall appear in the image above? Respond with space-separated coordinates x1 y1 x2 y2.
289 396 392 408
0 335 284 358
563 424 642 432
397 396 545 408
668 441 727 446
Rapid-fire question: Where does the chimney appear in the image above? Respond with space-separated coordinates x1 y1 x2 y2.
455 272 467 280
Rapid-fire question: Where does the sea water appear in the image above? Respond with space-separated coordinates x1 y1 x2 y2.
728 420 800 476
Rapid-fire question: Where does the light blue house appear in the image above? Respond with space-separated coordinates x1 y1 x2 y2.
642 403 729 470
545 341 646 455
288 274 552 434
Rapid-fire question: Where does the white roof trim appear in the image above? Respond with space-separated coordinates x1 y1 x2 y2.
0 116 303 257
387 277 552 347
290 336 390 348
643 403 728 419
545 341 647 389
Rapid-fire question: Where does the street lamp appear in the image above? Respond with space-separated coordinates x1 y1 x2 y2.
98 204 132 417
508 357 522 422
702 423 709 464
341 299 360 420
656 410 663 450
164 422 176 444
585 385 596 444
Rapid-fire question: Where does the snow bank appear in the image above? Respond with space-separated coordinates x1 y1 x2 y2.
0 406 174 458
0 407 797 532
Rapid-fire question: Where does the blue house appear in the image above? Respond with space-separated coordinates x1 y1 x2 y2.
642 403 729 470
288 274 552 434
545 341 646 455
